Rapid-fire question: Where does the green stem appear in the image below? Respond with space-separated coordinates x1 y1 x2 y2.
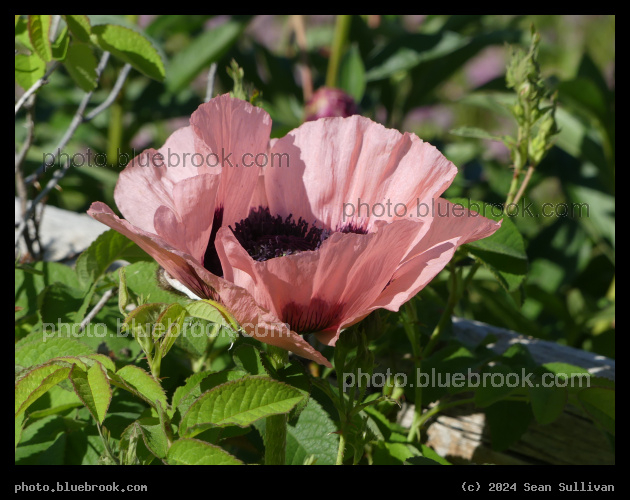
265 345 289 465
505 105 532 212
150 352 161 380
336 431 346 465
265 414 287 465
423 262 459 359
402 301 423 442
96 423 119 465
414 397 476 430
106 101 123 165
325 15 352 88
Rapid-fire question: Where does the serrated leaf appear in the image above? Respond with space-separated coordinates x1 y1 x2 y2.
64 42 98 92
233 344 267 376
15 53 46 90
180 376 305 438
258 398 338 465
80 354 116 374
69 363 111 424
91 24 165 81
173 369 247 418
15 412 25 449
112 365 167 410
63 15 91 43
135 418 169 459
15 337 94 369
185 299 238 331
28 15 52 62
15 363 71 416
75 229 149 290
167 438 243 465
338 43 365 102
166 19 247 93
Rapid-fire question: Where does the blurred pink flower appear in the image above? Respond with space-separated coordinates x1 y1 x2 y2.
304 87 358 121
89 94 500 366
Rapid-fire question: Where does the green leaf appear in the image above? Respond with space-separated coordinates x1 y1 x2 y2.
69 363 111 424
135 418 169 459
485 400 532 451
166 18 248 93
15 412 25 449
233 344 267 376
578 387 615 436
257 398 339 465
63 42 98 92
15 53 46 90
27 384 83 419
15 363 72 416
449 197 528 291
405 456 442 465
419 444 452 464
372 441 422 465
528 376 567 425
75 229 149 290
173 369 247 418
180 376 305 438
15 337 93 369
474 364 518 407
122 302 167 355
450 126 503 142
91 24 165 81
365 31 469 81
185 299 239 332
63 15 91 43
119 261 188 305
154 303 186 358
28 15 52 62
338 44 366 102
51 26 69 61
112 365 167 410
167 438 243 465
16 261 80 318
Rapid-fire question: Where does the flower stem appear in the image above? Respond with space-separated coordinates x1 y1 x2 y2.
265 345 289 465
336 431 346 465
265 413 287 465
325 15 352 88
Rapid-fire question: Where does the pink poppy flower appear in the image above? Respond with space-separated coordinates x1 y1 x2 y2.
88 94 500 367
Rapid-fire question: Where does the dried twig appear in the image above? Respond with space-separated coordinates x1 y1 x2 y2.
23 52 111 186
84 63 132 121
79 288 116 332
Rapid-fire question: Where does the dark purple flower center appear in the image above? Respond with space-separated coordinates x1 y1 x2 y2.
230 206 332 262
203 205 367 276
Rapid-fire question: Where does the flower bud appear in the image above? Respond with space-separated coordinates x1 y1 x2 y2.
304 87 358 122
